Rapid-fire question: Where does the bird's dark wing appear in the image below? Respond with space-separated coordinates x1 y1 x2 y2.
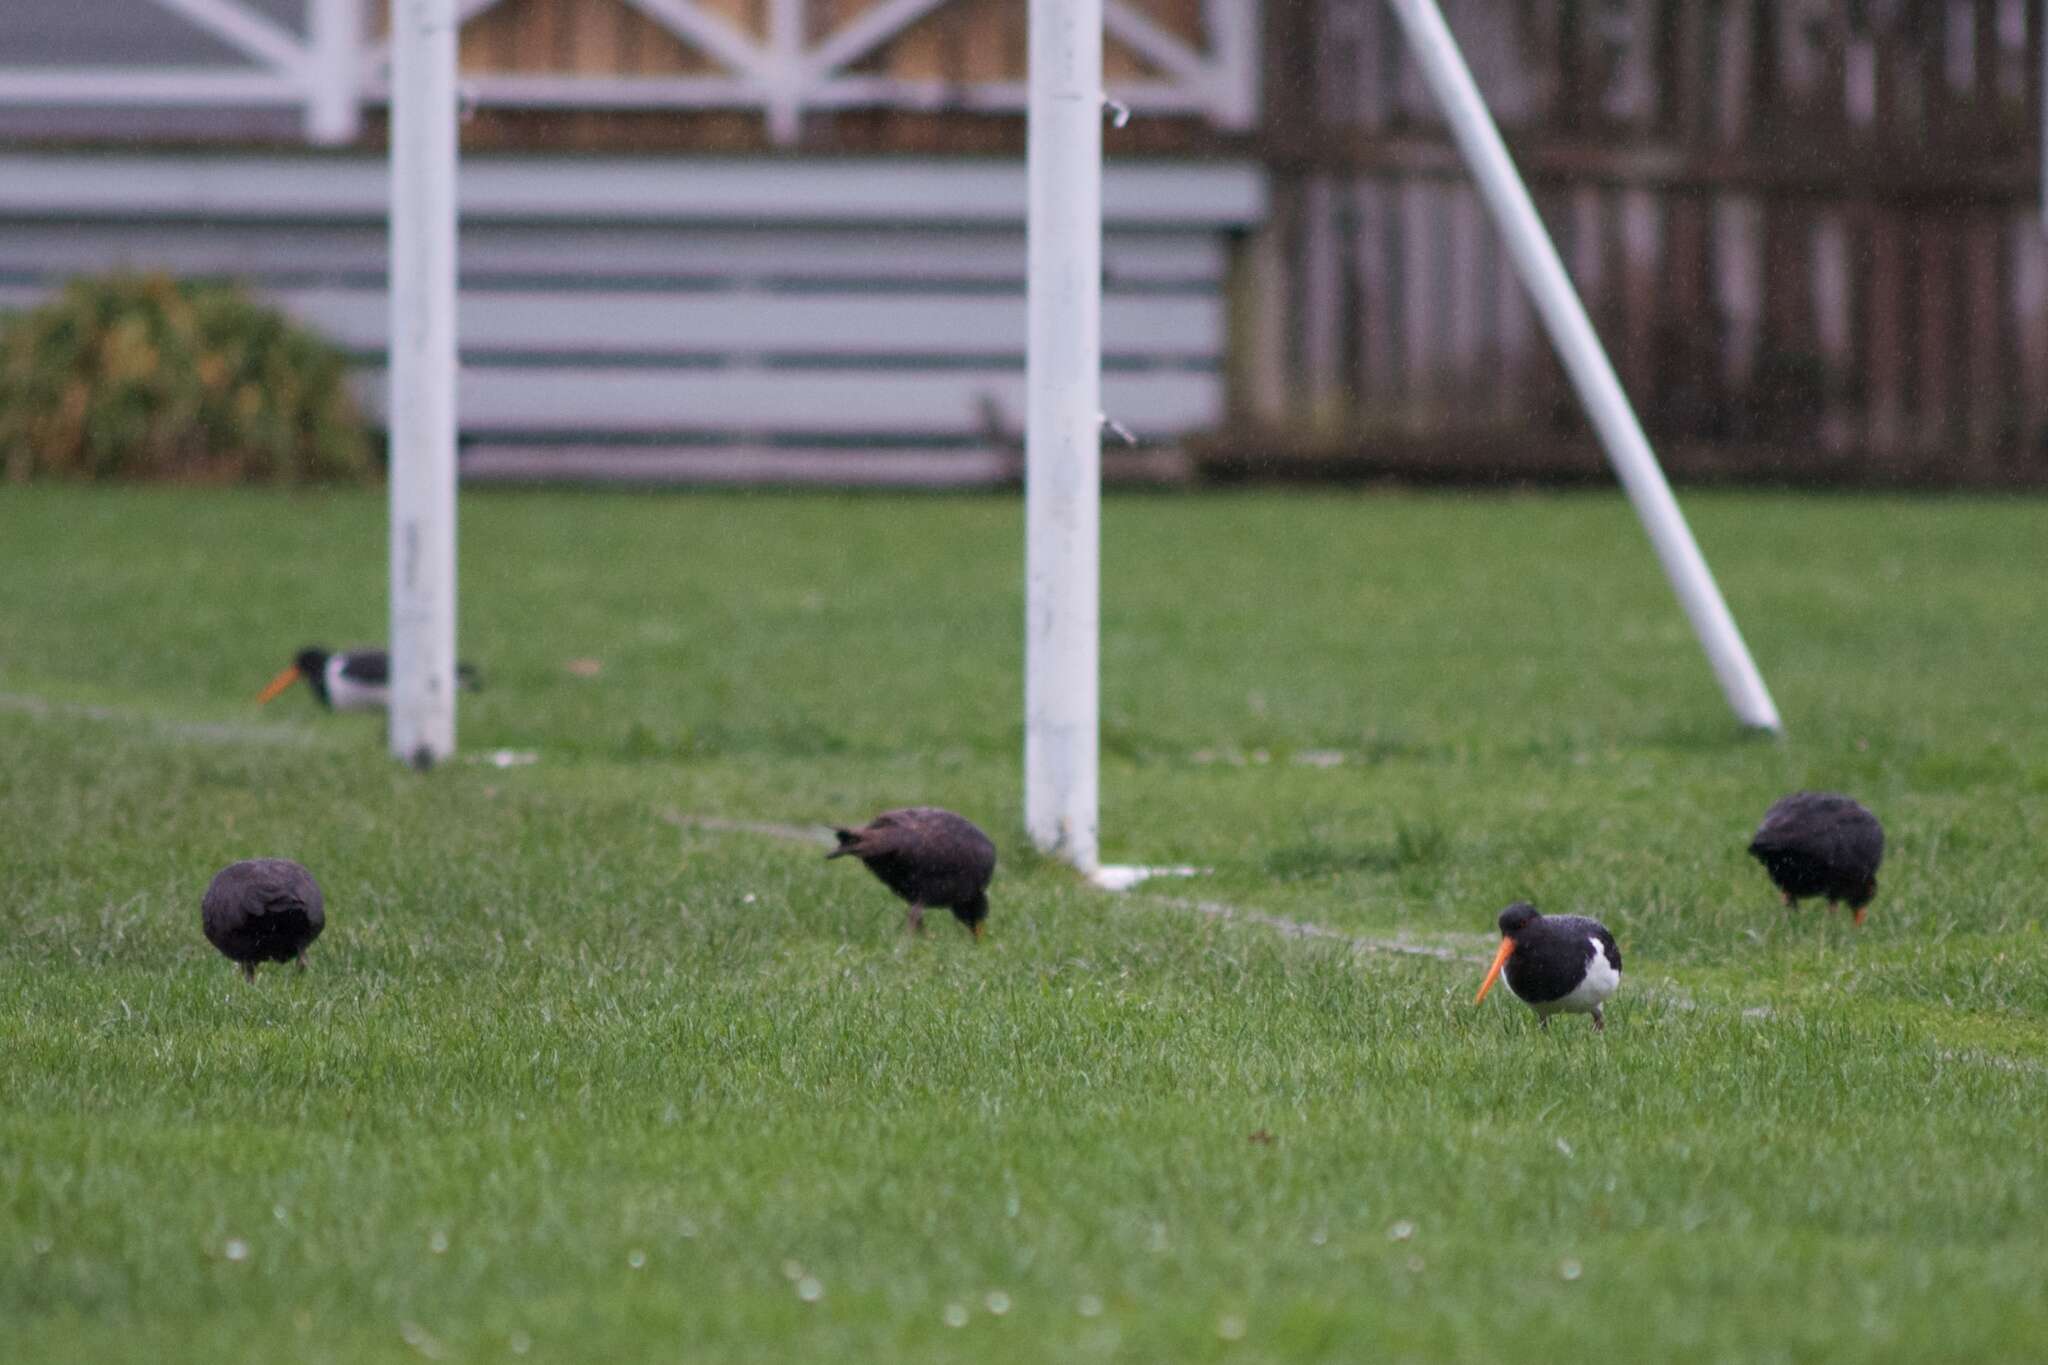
250 860 325 930
826 811 913 860
339 650 390 686
203 859 323 938
1751 792 1839 853
1752 793 1883 876
1831 807 1884 875
1546 916 1621 975
201 868 251 933
1592 924 1621 974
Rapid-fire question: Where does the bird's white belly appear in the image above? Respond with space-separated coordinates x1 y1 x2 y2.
324 657 390 712
1531 937 1622 1016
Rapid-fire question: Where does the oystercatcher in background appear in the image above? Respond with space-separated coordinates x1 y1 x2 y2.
1474 902 1623 1031
827 807 997 939
1747 791 1885 924
255 646 480 712
201 858 326 981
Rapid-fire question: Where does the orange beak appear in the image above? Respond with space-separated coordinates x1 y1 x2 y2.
254 665 303 705
971 921 985 941
1474 936 1515 1004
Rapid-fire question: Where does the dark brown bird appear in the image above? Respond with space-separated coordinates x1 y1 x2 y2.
1747 791 1885 924
826 807 996 939
201 858 326 980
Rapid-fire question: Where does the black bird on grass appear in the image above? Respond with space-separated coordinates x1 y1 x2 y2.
256 646 480 712
1747 791 1884 924
1474 902 1623 1031
827 807 997 939
202 858 326 981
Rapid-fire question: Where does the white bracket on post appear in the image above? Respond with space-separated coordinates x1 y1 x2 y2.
1386 0 1781 732
388 0 461 768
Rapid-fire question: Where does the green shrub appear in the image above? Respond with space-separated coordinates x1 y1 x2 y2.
0 272 374 484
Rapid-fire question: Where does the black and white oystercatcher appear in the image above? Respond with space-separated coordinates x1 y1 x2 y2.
827 807 996 939
1474 902 1622 1031
1747 791 1884 924
256 646 479 712
201 858 326 981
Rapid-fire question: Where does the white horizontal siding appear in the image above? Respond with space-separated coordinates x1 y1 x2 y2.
0 152 1263 476
399 367 1222 439
0 222 1229 287
0 153 1267 227
0 284 1223 362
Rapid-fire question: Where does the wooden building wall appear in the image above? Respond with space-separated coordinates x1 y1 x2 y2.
1240 0 2048 485
376 0 1228 153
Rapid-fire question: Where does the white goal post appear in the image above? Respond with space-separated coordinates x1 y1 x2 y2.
1023 0 1781 871
1384 0 1781 735
387 0 460 768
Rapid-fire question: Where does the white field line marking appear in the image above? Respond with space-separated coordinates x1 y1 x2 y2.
660 810 1727 1013
1141 894 1493 965
0 691 327 747
662 809 837 846
661 809 1495 964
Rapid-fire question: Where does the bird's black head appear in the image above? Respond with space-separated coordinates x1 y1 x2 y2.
258 646 331 706
1497 901 1541 937
953 893 990 940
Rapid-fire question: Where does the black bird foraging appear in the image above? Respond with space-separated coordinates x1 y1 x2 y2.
256 646 481 712
827 807 997 939
1474 902 1623 1031
201 859 326 981
1747 791 1884 925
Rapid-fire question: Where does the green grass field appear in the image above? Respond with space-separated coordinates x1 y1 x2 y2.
3 485 2045 1363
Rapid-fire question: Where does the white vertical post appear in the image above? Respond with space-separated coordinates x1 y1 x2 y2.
306 0 363 145
388 0 460 767
1201 0 1261 128
1386 0 1782 732
1026 0 1103 869
765 0 805 145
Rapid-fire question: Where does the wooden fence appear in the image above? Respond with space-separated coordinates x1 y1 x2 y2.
1234 0 2048 484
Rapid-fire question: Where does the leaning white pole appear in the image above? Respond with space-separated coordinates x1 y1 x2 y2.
1386 0 1782 732
388 0 460 767
1025 0 1104 867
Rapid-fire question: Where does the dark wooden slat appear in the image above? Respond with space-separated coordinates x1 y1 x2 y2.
1397 176 1437 432
1810 208 1856 454
2009 211 2048 459
1915 219 1955 457
1963 212 2005 469
1351 179 1398 413
1864 210 1908 461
